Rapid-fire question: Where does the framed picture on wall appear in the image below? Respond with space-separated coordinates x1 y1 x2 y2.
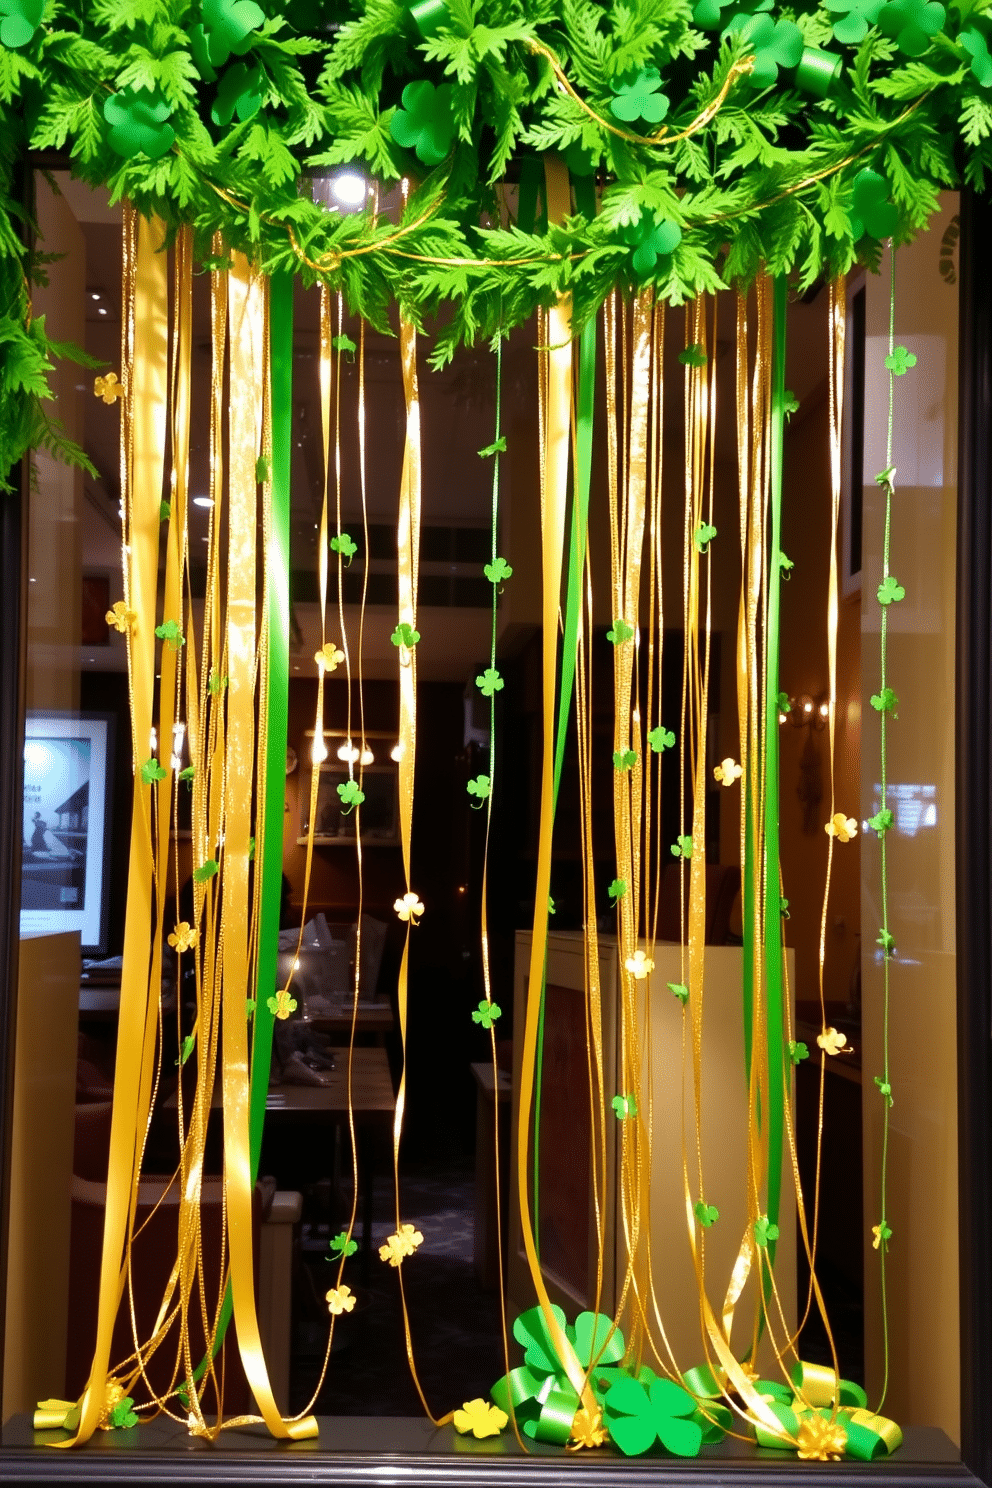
299 732 400 845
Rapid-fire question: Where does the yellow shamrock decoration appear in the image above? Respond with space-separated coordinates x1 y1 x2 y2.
167 921 198 954
817 1026 848 1056
106 600 137 635
325 1284 356 1316
452 1399 508 1439
569 1407 609 1449
624 950 654 980
379 1222 424 1267
94 372 124 404
394 891 424 924
315 642 345 673
825 812 858 842
713 757 742 787
268 989 298 1021
797 1414 847 1461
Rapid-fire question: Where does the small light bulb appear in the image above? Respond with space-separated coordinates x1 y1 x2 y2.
312 733 328 764
149 727 157 752
391 742 403 762
331 172 367 207
361 747 374 766
819 702 829 718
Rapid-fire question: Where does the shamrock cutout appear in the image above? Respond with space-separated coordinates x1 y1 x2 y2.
789 1040 809 1063
390 80 456 167
825 812 858 841
679 343 707 368
714 758 742 787
316 642 345 673
778 691 791 713
268 989 298 1020
781 897 790 918
155 619 185 649
877 574 906 605
817 1025 848 1055
193 858 219 883
695 522 717 553
104 87 176 161
868 807 894 836
612 1092 638 1119
453 1399 507 1439
726 13 804 88
885 345 917 375
608 877 627 904
574 1310 625 1369
648 726 675 753
874 1074 893 1105
871 686 899 715
193 0 264 75
337 779 365 813
961 26 992 87
782 390 800 418
693 0 773 28
326 1284 356 1316
331 335 357 360
94 373 124 404
613 748 637 771
477 667 504 697
0 0 43 49
255 455 270 483
106 601 136 635
159 501 172 523
392 622 420 649
212 62 264 126
671 834 693 859
625 950 654 980
179 766 195 785
246 998 256 1016
607 618 635 645
379 1222 424 1266
484 556 512 584
872 1220 893 1250
394 891 424 923
824 0 885 44
168 921 198 954
877 927 896 956
878 0 945 55
668 981 689 1005
208 669 228 694
478 435 507 458
548 896 556 915
621 210 682 283
466 774 491 806
609 68 671 126
141 757 167 784
849 168 899 242
177 1033 196 1067
694 1201 719 1227
753 1215 780 1247
107 1395 139 1430
876 464 897 488
472 999 502 1029
603 1374 703 1457
331 532 357 563
328 1230 359 1260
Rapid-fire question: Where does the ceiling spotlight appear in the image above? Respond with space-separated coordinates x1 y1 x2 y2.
193 495 214 508
331 172 367 207
90 292 100 301
98 307 108 316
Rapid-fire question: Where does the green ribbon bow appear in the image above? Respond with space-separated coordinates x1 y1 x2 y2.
104 87 176 161
390 79 456 167
0 0 42 49
490 1307 623 1443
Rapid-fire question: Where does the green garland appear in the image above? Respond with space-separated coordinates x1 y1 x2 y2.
0 0 987 481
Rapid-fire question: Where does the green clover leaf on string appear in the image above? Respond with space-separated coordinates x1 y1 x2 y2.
193 858 219 883
868 807 894 836
337 779 365 814
392 622 420 649
208 670 228 695
603 1374 703 1458
613 749 637 771
179 765 195 786
0 0 43 49
876 464 897 488
872 1219 893 1250
328 1230 359 1259
753 1215 780 1247
332 334 357 357
478 435 507 458
472 999 501 1029
789 1040 809 1063
621 210 682 283
692 0 771 29
877 574 906 605
331 532 358 563
484 556 512 584
668 981 689 1005
778 691 791 714
671 835 693 859
390 80 456 167
246 998 256 1017
212 61 265 126
107 1395 139 1430
477 667 504 697
878 928 896 956
104 87 176 161
960 26 992 87
877 0 945 55
695 522 717 554
190 0 264 78
256 455 270 482
608 877 627 904
824 0 885 45
779 552 794 576
607 618 635 645
177 1033 196 1068
160 500 171 522
155 619 185 649
694 1201 719 1227
679 342 707 368
871 687 899 716
849 169 899 242
612 1092 638 1119
648 726 675 752
781 897 790 918
782 390 800 418
885 345 917 375
547 895 556 915
726 13 804 88
874 1074 894 1106
466 774 491 806
141 758 167 784
609 68 671 126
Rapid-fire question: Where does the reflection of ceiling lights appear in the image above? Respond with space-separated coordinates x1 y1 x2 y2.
193 495 214 508
336 740 374 765
310 170 369 214
312 733 328 764
391 742 402 762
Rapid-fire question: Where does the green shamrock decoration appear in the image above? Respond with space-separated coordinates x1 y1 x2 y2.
781 897 790 918
612 1092 638 1119
478 435 507 457
824 0 885 44
160 500 171 522
337 779 365 813
694 1201 719 1227
782 390 800 418
878 928 896 955
212 62 265 126
603 1374 703 1457
477 667 504 697
466 774 491 805
609 68 670 126
390 80 456 167
878 0 945 55
868 807 894 836
695 522 717 554
332 334 357 357
208 670 228 694
961 26 992 87
777 691 791 713
885 345 917 375
874 1219 893 1250
267 991 297 1017
753 1216 780 1247
607 618 635 644
671 835 692 859
107 1395 139 1430
391 622 420 648
255 455 270 482
193 858 219 883
179 766 195 785
246 998 256 1016
472 999 502 1029
622 210 682 282
547 895 556 914
648 726 676 752
789 1040 809 1063
692 0 771 29
726 13 804 88
678 343 707 368
177 1034 196 1068
484 556 512 583
328 1230 359 1259
871 687 899 715
874 1074 894 1105
668 981 689 1005
155 619 185 649
141 757 167 785
778 552 794 575
877 574 906 605
104 87 176 161
190 0 264 78
608 877 627 904
613 749 637 771
849 169 898 242
0 0 43 49
331 532 357 563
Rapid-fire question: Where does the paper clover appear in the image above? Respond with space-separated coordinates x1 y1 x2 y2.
394 891 424 923
603 1375 703 1457
476 666 504 697
609 68 671 126
877 0 945 56
726 13 804 88
155 619 185 649
315 642 345 672
190 0 264 78
872 1220 893 1250
877 573 906 604
466 774 491 805
328 1230 358 1259
961 26 992 87
621 210 682 282
141 758 167 784
326 1284 356 1316
885 344 917 375
817 1025 849 1055
104 87 176 161
695 521 717 553
824 0 885 44
607 618 635 645
211 61 264 126
668 981 689 1005
608 877 626 904
671 834 693 858
0 0 43 49
612 1092 638 1119
472 1000 501 1029
694 1201 719 1227
391 622 420 649
484 556 512 583
268 989 297 1020
331 532 358 562
613 748 637 771
94 372 124 404
825 812 858 841
849 168 898 241
871 686 899 715
106 600 136 634
648 725 675 752
168 921 198 954
625 950 654 980
714 758 742 787
337 779 365 812
379 1222 424 1266
390 80 456 167
753 1215 780 1247
453 1399 507 1439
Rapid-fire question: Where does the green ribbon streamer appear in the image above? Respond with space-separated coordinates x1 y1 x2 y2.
409 0 449 36
793 46 842 97
516 156 546 237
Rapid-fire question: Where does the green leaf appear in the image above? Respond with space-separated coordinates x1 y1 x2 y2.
478 434 507 457
141 757 167 784
608 877 626 903
177 1033 195 1067
193 859 219 883
391 622 420 648
159 500 171 521
694 1201 719 1227
668 981 689 1005
155 619 185 649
